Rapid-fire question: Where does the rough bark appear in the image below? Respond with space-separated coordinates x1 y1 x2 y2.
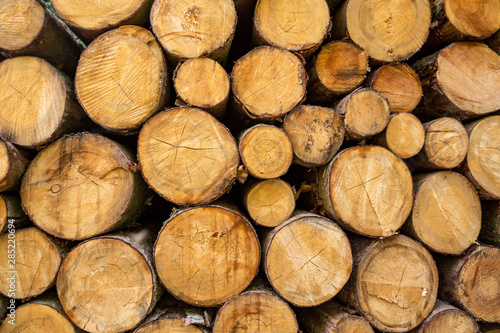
75 25 169 135
479 200 500 247
0 138 30 193
138 107 239 206
154 205 260 307
57 227 162 332
262 212 352 307
133 305 211 333
252 0 331 59
337 234 439 332
150 0 236 67
407 117 468 170
0 56 87 149
317 146 413 237
403 171 481 255
20 132 148 240
173 58 230 120
436 244 500 322
331 0 431 62
0 0 83 75
0 195 29 235
283 105 345 168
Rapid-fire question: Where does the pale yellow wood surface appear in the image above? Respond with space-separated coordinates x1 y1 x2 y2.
445 0 500 38
376 113 425 159
0 0 44 50
0 303 75 333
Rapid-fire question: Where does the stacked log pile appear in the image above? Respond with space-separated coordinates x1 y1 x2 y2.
0 0 499 332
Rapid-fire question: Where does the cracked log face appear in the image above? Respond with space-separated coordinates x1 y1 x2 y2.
444 0 500 39
465 115 500 199
238 124 293 179
213 289 298 333
0 0 44 51
332 0 431 62
340 235 438 332
262 213 352 307
0 56 83 148
231 46 307 121
438 244 500 322
150 0 236 66
319 146 413 237
0 227 61 299
253 0 330 58
57 237 156 332
20 133 144 240
283 105 345 167
0 303 76 333
408 117 468 170
51 0 152 41
154 206 260 307
138 107 239 206
75 25 168 134
408 171 481 255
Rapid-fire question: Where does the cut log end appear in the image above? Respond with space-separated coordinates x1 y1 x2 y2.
375 113 425 159
320 146 413 237
0 303 76 333
444 0 500 38
213 289 298 333
337 0 431 62
174 58 229 119
57 237 156 332
337 88 390 140
76 25 168 134
410 171 481 255
151 0 236 65
0 227 61 299
0 138 30 192
243 179 295 228
154 206 260 307
367 62 422 113
231 46 307 121
138 107 239 206
21 133 142 240
134 311 208 333
283 105 345 167
465 115 500 199
0 0 44 51
239 125 293 179
253 0 330 57
263 213 352 307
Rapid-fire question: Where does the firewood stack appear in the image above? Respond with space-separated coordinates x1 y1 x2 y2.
0 0 499 332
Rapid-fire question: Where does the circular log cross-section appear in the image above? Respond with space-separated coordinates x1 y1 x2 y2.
295 300 374 333
263 213 352 307
318 146 413 237
463 115 500 199
0 0 44 52
414 42 500 120
283 105 345 167
154 206 260 307
307 40 368 106
173 58 230 119
0 227 62 299
151 0 236 66
438 244 500 322
239 125 293 179
335 88 390 140
408 117 468 170
57 236 157 332
76 25 168 134
21 133 145 240
338 235 439 332
231 46 307 122
0 302 76 333
0 195 29 235
138 107 239 206
409 300 480 333
51 0 154 41
366 62 422 113
243 179 295 228
332 0 431 62
406 171 481 255
372 113 425 159
0 137 29 192
253 0 330 59
213 288 298 333
0 56 84 149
